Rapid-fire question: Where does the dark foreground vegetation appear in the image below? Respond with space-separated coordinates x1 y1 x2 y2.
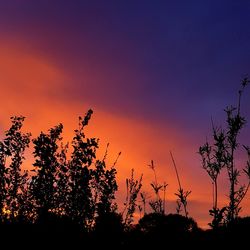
0 78 250 249
1 212 250 249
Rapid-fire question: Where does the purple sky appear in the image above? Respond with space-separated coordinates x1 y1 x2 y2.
0 0 250 227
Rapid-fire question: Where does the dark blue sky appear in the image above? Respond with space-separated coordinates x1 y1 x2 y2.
0 1 249 132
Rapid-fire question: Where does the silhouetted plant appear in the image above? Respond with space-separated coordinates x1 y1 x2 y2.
54 142 69 215
199 77 250 226
92 143 120 219
170 151 191 218
221 78 250 223
148 160 166 214
138 212 198 245
1 105 250 247
0 116 31 222
176 200 182 214
242 145 250 195
67 109 98 229
122 169 143 226
225 79 250 222
17 178 35 223
199 130 227 228
174 189 191 217
138 205 142 219
0 140 5 221
30 123 63 220
162 181 168 214
140 191 150 217
93 211 124 247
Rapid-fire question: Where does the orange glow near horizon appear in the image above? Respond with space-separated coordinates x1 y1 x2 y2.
0 42 250 229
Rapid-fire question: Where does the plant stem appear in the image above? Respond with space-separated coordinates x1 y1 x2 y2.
214 179 218 210
170 151 188 217
170 151 181 190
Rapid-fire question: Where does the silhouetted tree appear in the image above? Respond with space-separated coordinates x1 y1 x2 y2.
224 78 250 222
67 110 98 229
0 140 5 221
30 123 63 220
139 213 198 234
2 95 250 247
92 144 120 218
199 77 250 226
93 211 124 247
0 116 31 222
138 212 198 247
54 142 69 215
199 126 227 228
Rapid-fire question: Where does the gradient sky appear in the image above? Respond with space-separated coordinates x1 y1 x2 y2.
0 0 250 228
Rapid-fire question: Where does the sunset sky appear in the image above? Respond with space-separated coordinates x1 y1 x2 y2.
0 1 250 228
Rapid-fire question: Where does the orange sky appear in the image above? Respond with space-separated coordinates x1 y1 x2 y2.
0 40 250 229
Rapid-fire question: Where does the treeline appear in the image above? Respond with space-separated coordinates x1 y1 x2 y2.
0 110 198 248
0 110 119 228
0 78 250 248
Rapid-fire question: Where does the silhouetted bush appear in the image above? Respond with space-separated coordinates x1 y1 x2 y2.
139 213 197 236
93 211 124 247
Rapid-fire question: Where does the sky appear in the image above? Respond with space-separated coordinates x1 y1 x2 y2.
0 0 250 228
